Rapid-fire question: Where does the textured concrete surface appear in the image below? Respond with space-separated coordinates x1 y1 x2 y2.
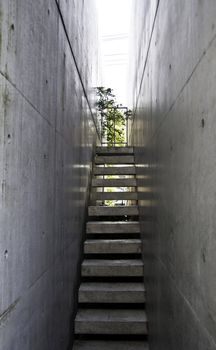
84 239 142 254
91 191 138 201
93 165 136 175
96 146 134 154
73 340 149 350
0 1 99 349
88 205 139 216
95 155 134 164
86 221 140 233
78 282 145 303
91 178 137 187
130 1 216 350
82 259 144 277
75 309 147 334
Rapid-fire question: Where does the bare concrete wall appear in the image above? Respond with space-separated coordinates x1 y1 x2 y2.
130 1 216 349
0 1 99 349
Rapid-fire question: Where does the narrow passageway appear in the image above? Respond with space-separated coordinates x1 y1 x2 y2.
1 0 216 349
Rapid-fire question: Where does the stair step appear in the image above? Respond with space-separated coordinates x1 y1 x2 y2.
73 340 149 350
92 178 137 187
96 147 134 155
86 221 140 234
81 259 144 277
95 155 134 164
91 191 138 201
94 166 136 175
78 282 145 303
75 309 147 334
88 206 139 216
84 239 142 254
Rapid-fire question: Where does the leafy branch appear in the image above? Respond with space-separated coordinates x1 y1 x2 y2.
96 87 132 146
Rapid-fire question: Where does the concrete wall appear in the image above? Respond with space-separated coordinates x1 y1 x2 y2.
0 1 99 349
130 1 216 349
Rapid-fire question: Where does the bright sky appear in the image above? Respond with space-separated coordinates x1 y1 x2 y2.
95 0 132 106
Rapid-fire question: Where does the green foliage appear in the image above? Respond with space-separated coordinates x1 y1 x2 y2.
96 87 132 146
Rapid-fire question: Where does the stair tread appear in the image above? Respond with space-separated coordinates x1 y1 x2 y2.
75 308 147 322
87 221 140 224
78 282 145 303
91 192 138 200
85 239 141 244
79 282 145 292
82 259 143 266
84 239 141 254
73 340 149 350
95 155 134 164
88 206 139 216
75 308 147 334
82 259 144 276
92 178 137 187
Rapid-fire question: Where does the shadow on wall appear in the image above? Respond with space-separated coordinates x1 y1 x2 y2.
129 0 216 349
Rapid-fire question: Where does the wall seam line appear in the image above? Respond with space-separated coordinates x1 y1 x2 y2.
132 0 161 122
0 71 52 128
0 235 81 319
0 298 20 325
146 31 216 147
54 0 100 139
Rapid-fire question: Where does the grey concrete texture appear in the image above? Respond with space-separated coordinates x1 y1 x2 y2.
91 178 137 187
73 340 149 350
96 146 134 154
78 282 145 304
95 155 135 164
86 221 140 234
0 0 99 349
75 308 148 334
84 239 142 254
129 0 216 349
81 259 144 277
93 165 136 175
88 205 139 216
91 191 138 201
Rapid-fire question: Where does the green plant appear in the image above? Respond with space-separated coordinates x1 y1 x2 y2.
96 87 132 146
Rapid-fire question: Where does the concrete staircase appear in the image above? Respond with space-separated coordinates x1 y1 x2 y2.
73 147 149 350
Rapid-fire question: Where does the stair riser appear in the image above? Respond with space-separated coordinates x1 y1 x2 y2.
91 192 138 200
81 266 144 277
79 291 145 304
84 241 141 254
95 156 134 164
94 167 136 175
73 341 149 350
96 147 134 155
87 223 140 234
75 322 147 335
